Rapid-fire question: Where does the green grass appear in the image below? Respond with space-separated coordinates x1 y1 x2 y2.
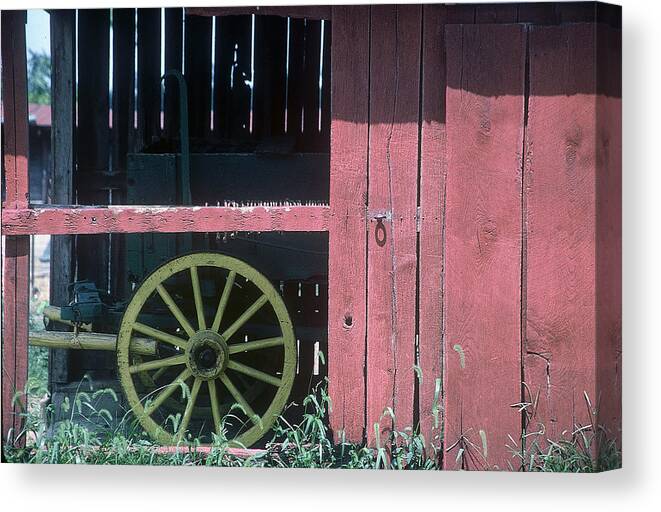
4 329 620 470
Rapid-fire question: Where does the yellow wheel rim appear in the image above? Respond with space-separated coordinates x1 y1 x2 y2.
116 253 296 447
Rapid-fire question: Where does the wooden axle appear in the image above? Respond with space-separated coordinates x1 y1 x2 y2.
43 305 92 332
29 330 157 356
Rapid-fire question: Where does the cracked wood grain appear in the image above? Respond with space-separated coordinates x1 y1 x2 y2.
366 5 421 445
444 23 526 470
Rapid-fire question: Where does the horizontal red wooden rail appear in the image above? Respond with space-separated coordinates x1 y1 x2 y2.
1 205 330 236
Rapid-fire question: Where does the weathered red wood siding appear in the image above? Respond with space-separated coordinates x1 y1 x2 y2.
1 10 30 445
1 206 330 235
327 5 369 443
366 5 421 444
444 24 526 470
525 22 622 451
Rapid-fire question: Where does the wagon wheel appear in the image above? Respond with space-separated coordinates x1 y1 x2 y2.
116 253 296 447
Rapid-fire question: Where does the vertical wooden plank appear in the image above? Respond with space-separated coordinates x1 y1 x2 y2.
319 19 331 153
418 3 446 455
286 17 305 143
164 8 183 140
75 9 112 376
1 10 29 445
595 24 622 451
213 15 252 139
444 24 525 470
253 15 288 140
111 8 135 299
302 19 321 149
48 9 76 385
328 5 369 443
184 14 212 139
525 23 600 449
1 10 29 209
366 5 421 444
137 8 161 148
76 8 110 290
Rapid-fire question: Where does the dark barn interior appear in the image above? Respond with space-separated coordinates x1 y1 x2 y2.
44 9 331 439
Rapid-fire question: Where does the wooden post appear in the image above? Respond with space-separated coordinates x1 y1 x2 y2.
444 24 526 470
327 5 369 443
48 9 76 386
1 10 30 446
366 5 421 444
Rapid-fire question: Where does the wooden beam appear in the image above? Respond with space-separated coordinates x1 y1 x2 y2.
327 5 369 444
444 23 526 470
1 10 29 446
1 205 331 235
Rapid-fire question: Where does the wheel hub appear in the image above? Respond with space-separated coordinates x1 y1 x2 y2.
186 330 228 380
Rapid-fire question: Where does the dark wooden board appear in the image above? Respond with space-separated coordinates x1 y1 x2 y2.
184 14 212 139
213 15 252 139
444 23 526 470
48 9 76 385
595 24 622 451
327 5 370 444
164 8 183 140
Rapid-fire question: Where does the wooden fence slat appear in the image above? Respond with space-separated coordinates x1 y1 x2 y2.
253 15 288 140
111 8 135 299
366 5 421 444
213 15 252 139
319 19 331 153
302 19 322 149
137 8 161 148
327 4 369 443
444 23 526 470
76 8 110 291
48 9 76 385
184 14 212 139
525 23 609 449
1 10 29 446
164 7 183 140
286 18 305 142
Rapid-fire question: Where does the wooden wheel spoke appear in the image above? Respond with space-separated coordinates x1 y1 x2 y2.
220 374 260 426
132 322 189 350
228 337 284 355
156 283 196 338
211 270 236 333
144 368 192 416
208 379 222 436
221 294 269 341
190 266 206 330
176 378 202 441
129 354 187 375
226 360 283 388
